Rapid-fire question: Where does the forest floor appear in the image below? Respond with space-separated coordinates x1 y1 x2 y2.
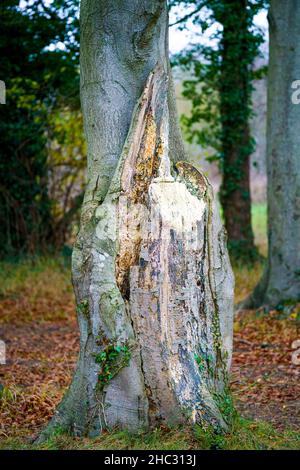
0 206 299 450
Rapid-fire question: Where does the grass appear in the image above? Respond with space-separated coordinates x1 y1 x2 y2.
0 255 72 296
1 416 299 450
252 203 267 256
0 256 74 324
234 260 263 304
229 202 266 303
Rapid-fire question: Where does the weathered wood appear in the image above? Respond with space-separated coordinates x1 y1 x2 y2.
38 66 234 440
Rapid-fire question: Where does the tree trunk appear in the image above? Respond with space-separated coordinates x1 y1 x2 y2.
38 0 234 440
242 0 300 308
218 0 258 263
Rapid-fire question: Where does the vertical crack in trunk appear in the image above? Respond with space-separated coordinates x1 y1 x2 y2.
38 66 234 441
113 66 234 430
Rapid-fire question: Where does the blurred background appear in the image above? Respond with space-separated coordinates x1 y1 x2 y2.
0 0 268 260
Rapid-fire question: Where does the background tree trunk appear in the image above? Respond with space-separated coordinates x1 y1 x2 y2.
38 0 234 440
243 0 300 308
218 0 258 263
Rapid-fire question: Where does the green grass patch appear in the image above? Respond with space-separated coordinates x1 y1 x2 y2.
0 416 299 450
0 255 74 323
251 203 267 256
0 256 70 298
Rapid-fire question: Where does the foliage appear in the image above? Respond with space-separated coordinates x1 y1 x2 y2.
213 387 237 428
95 343 131 390
194 351 214 376
170 0 267 155
47 107 86 248
170 0 269 261
194 351 236 428
0 0 81 257
0 384 17 404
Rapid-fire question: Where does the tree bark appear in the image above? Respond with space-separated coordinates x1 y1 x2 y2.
242 0 300 308
80 0 184 221
38 0 234 440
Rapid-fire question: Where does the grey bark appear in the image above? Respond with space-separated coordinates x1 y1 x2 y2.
242 0 300 309
38 1 234 440
80 0 184 223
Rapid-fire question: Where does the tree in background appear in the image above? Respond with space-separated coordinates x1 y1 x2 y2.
243 0 300 308
170 0 267 263
0 0 80 257
39 0 234 440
